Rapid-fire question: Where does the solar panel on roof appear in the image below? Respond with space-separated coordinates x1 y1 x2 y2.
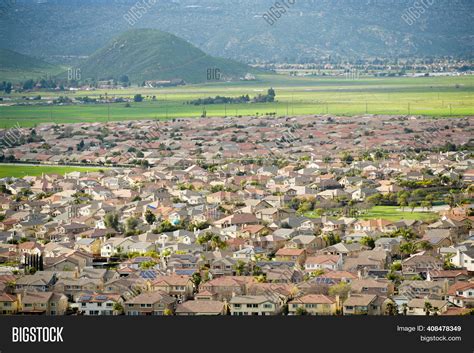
80 295 92 301
96 295 107 300
313 277 335 285
140 270 157 279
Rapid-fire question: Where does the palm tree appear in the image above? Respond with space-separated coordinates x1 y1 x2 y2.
233 260 246 276
385 302 397 316
400 242 416 259
424 301 433 316
402 303 408 316
113 302 124 315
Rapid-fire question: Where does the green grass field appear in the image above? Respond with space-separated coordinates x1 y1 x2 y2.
1 74 473 127
358 206 439 222
0 165 105 178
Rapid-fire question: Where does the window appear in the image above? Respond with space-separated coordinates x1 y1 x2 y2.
234 304 241 308
97 303 102 307
81 303 86 307
263 304 272 309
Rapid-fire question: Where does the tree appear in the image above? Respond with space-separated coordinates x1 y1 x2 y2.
144 209 156 225
444 191 457 210
139 260 156 269
341 152 354 165
324 232 341 246
191 272 202 288
4 82 12 94
267 87 276 102
154 220 178 234
295 307 308 316
113 302 124 315
77 139 85 151
22 79 35 90
163 309 173 316
210 234 227 250
385 302 398 316
133 94 143 102
360 236 375 249
126 217 139 232
390 228 417 241
398 196 408 211
417 241 433 251
400 242 417 258
409 201 418 213
329 282 351 301
104 213 120 231
424 301 433 316
367 193 383 206
233 260 247 276
119 75 129 83
197 232 227 250
402 303 408 316
421 200 432 211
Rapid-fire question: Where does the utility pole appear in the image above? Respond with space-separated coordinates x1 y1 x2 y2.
105 92 109 122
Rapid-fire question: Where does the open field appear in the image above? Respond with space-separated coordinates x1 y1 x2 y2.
358 206 439 222
0 74 473 128
0 164 105 178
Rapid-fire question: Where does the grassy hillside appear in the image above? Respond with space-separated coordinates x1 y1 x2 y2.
0 48 62 82
0 1 472 63
80 29 252 84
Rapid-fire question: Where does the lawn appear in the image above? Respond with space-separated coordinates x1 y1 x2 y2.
358 206 439 222
1 74 473 127
0 164 106 178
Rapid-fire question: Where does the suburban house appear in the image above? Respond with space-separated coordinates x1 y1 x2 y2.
447 282 474 308
77 293 122 315
288 294 338 315
229 295 282 316
151 275 194 301
343 294 381 315
406 298 449 315
275 248 306 265
304 254 342 272
19 292 68 315
0 293 20 315
450 247 474 271
175 299 226 316
124 290 176 316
